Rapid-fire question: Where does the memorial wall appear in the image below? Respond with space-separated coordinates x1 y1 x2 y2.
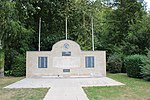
26 40 106 77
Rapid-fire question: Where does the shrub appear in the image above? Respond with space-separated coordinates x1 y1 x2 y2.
4 49 18 76
107 53 123 73
4 70 13 76
124 54 146 78
141 65 150 81
12 54 26 77
141 50 150 81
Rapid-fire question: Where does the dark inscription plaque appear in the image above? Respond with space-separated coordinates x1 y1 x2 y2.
62 52 71 56
63 69 70 72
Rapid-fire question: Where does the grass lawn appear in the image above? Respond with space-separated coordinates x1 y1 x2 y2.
0 77 49 100
84 73 150 100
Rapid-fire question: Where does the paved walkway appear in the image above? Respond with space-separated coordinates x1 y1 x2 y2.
5 77 124 100
44 87 88 100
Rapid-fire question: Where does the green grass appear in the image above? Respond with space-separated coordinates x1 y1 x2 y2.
83 73 150 100
0 77 49 100
1 74 150 100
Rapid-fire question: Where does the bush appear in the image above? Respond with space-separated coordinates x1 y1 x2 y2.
124 54 146 78
141 50 150 81
141 65 150 81
107 53 123 73
4 70 13 76
4 49 18 76
12 54 26 77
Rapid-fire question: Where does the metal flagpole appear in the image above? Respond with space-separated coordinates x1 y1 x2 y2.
91 17 94 51
65 17 68 40
38 17 41 51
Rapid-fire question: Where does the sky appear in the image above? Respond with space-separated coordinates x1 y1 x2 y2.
144 0 150 10
90 0 150 11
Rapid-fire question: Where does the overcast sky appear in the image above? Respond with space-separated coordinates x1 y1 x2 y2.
90 0 150 11
144 0 150 10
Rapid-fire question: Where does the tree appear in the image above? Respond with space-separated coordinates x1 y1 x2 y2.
0 0 32 76
0 45 4 77
0 0 16 77
124 15 150 55
100 0 145 55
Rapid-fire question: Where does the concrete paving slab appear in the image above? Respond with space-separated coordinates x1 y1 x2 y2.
5 77 124 88
43 87 89 100
4 77 124 100
4 78 52 88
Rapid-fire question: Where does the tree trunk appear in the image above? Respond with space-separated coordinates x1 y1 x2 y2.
83 11 85 27
0 49 4 77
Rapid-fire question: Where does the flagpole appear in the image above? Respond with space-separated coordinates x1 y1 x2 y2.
38 17 41 51
91 17 94 51
65 17 68 40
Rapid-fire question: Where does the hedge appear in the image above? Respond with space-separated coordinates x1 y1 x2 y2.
107 53 123 73
124 54 146 78
141 50 150 81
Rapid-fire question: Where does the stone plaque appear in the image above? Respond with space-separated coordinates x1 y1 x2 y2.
62 51 71 56
63 69 70 72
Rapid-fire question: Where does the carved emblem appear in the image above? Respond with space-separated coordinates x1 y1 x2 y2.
63 43 69 49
